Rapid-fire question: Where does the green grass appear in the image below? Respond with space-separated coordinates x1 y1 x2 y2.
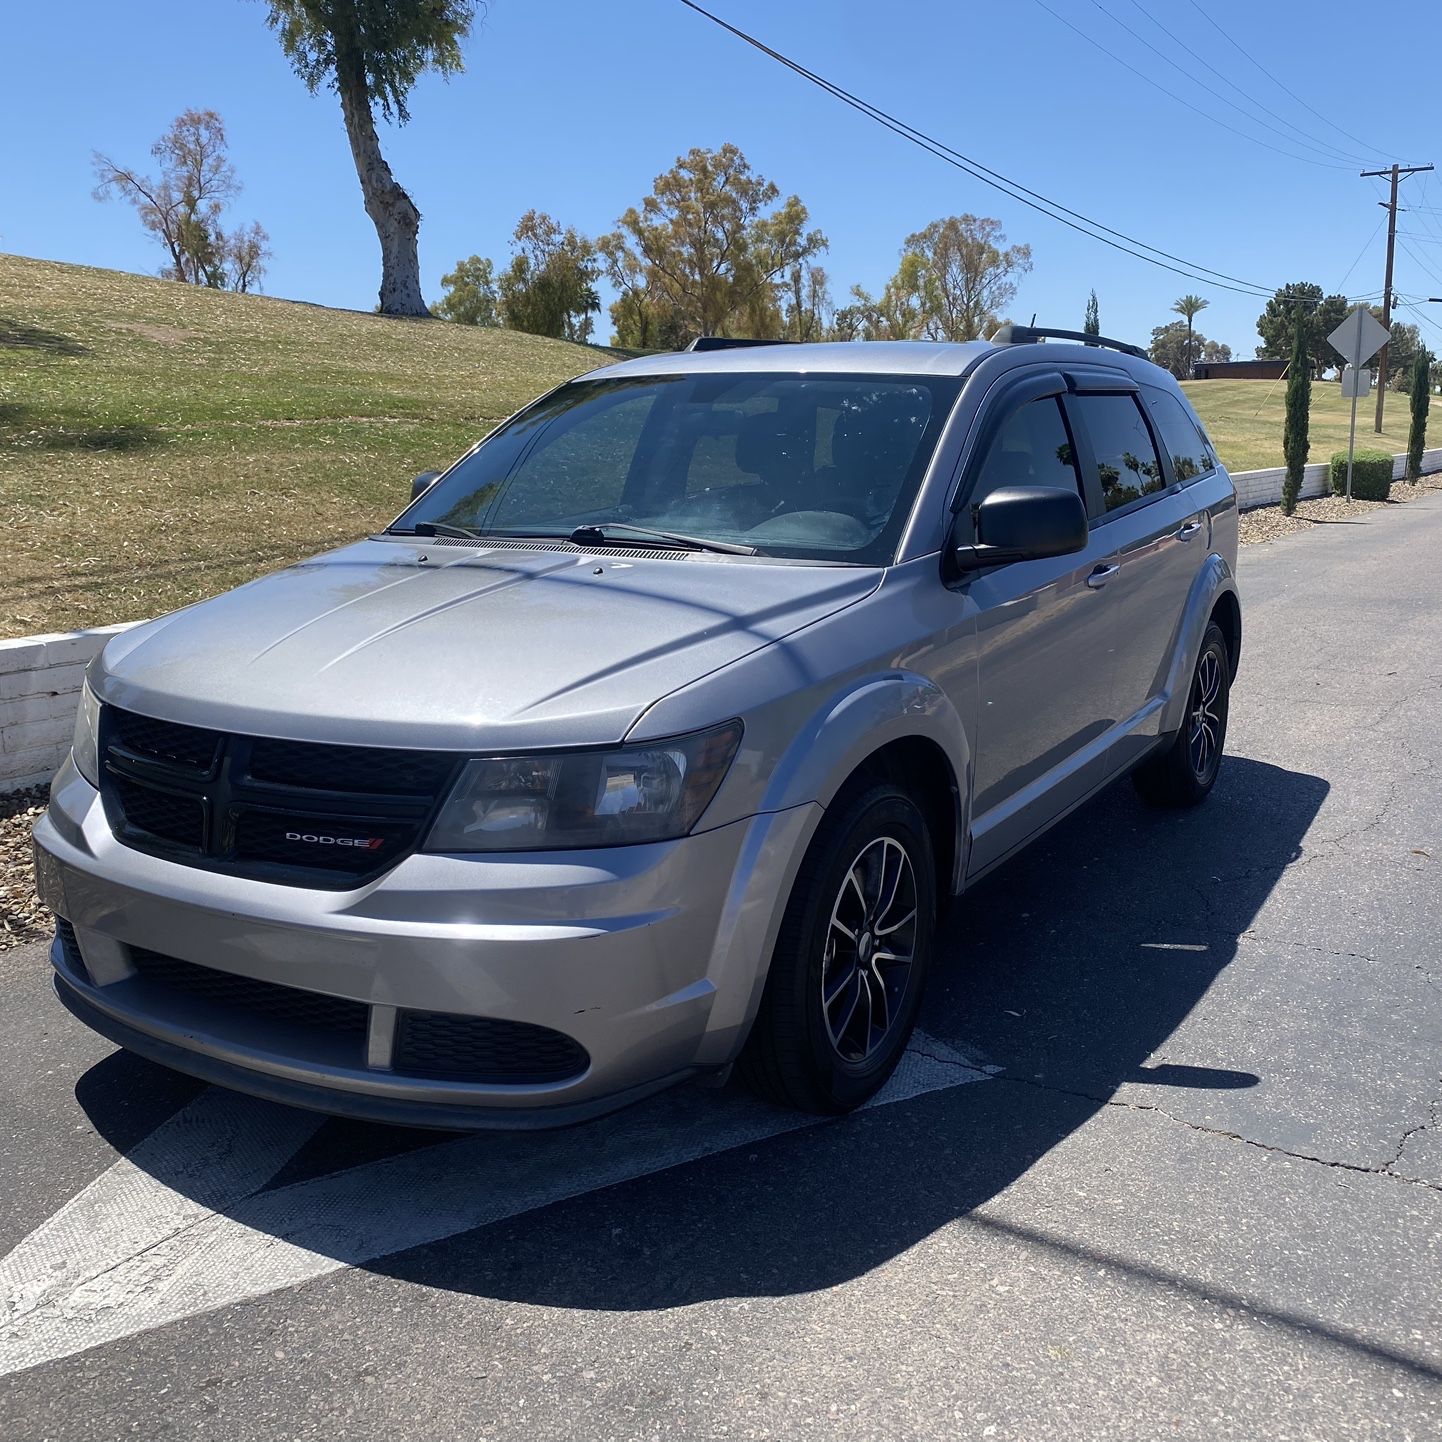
1 252 1433 639
0 253 613 638
1182 376 1424 473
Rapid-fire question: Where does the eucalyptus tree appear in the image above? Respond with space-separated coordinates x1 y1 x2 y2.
262 0 476 316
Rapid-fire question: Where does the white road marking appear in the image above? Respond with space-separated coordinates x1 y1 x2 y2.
1 1088 322 1328
0 1032 993 1378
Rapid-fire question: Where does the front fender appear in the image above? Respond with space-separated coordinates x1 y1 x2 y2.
691 672 972 1065
757 670 970 816
1159 552 1239 737
745 671 972 898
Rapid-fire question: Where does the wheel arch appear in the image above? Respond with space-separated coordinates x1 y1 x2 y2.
755 671 971 896
839 736 962 903
1158 555 1240 736
1209 587 1242 681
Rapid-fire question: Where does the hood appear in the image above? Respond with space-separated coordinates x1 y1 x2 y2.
95 538 879 749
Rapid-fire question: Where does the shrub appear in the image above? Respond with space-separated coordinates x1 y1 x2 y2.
1281 319 1311 514
1329 448 1393 501
1407 348 1432 482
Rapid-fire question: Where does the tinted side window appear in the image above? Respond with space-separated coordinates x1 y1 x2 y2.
1074 394 1166 514
972 396 1081 506
1145 388 1216 483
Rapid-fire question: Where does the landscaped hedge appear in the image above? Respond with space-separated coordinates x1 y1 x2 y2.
1329 449 1394 501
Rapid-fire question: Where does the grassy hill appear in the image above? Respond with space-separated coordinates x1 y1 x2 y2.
1 253 1431 639
1182 375 1421 474
0 254 612 638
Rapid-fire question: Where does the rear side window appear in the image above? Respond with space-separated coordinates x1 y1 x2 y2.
1145 388 1216 483
1073 393 1166 514
971 396 1082 506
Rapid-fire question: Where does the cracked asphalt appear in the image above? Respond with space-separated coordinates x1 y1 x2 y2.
3 494 1441 1440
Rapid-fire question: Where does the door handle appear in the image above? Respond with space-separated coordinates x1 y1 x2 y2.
1175 520 1203 542
1086 563 1119 589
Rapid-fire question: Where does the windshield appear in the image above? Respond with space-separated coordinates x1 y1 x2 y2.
396 371 961 565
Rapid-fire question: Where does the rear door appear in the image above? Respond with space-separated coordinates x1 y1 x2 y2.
1063 382 1205 772
954 374 1121 877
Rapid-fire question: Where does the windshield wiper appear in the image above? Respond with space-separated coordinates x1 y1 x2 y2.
390 521 481 539
569 523 758 557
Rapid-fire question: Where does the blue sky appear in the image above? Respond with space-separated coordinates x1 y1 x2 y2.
5 0 1441 356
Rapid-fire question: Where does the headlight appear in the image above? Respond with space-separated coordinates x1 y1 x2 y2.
423 721 743 852
71 681 101 787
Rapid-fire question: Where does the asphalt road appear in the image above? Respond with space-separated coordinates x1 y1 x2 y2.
3 496 1441 1441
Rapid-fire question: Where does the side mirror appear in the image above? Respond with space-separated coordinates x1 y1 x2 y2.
950 486 1088 575
411 470 441 502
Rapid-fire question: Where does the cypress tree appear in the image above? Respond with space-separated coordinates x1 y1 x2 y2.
1282 314 1311 514
1084 290 1100 337
1407 348 1432 483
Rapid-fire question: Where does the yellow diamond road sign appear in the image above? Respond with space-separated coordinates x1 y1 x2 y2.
1328 306 1390 369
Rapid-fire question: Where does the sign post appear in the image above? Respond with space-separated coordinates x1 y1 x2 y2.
1328 308 1391 501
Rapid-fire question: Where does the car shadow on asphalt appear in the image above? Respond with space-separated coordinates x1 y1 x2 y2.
75 755 1330 1312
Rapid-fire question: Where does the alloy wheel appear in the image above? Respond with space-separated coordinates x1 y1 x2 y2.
820 836 919 1063
1188 648 1224 782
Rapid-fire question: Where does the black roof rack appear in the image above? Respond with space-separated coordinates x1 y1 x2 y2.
989 324 1147 361
686 336 796 352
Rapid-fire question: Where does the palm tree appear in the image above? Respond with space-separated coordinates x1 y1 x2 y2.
1172 294 1209 377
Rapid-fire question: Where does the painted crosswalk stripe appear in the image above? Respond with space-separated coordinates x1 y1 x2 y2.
0 1032 993 1378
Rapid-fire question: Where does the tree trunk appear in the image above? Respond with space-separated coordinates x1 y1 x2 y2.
335 68 429 317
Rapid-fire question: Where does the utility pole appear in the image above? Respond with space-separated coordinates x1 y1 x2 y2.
1361 162 1434 433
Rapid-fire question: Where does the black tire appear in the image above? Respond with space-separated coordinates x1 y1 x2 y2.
738 781 937 1114
1132 621 1231 808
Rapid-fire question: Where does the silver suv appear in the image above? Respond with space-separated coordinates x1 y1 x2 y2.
34 328 1239 1126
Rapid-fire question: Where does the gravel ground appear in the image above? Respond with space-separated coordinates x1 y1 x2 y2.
1239 474 1442 544
0 787 48 952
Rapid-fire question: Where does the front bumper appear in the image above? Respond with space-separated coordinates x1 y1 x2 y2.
35 757 820 1128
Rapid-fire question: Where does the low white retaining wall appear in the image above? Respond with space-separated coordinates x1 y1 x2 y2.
2 441 1440 794
1232 445 1442 510
1 625 138 793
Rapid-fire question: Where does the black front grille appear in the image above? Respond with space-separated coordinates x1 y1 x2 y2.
246 738 457 796
110 708 221 773
108 772 206 851
232 808 417 873
393 1010 590 1084
128 948 370 1036
97 705 461 887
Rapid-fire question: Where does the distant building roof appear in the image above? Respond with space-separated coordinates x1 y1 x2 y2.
1190 358 1308 381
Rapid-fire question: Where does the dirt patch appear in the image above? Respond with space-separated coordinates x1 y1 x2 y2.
1 786 49 952
1239 477 1442 545
103 320 203 346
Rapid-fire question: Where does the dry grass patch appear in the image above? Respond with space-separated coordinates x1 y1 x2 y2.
1182 377 1424 473
0 253 614 636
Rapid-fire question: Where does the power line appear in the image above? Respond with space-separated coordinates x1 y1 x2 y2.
1181 0 1390 163
1336 214 1387 293
1398 238 1442 290
1395 296 1442 343
678 0 1288 299
1407 175 1442 246
1098 0 1375 168
1036 0 1355 170
1118 0 1380 167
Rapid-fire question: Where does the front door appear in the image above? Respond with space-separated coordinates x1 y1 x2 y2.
1069 386 1213 773
956 388 1121 877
